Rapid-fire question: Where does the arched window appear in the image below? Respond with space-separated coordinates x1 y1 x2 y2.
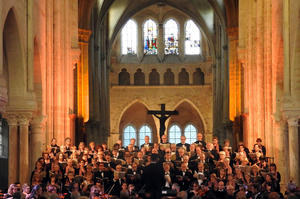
144 19 158 55
193 68 205 85
179 68 189 85
185 20 201 55
149 69 160 85
123 125 137 147
164 68 175 85
119 68 130 85
184 124 197 144
139 125 152 147
122 19 137 55
168 124 181 144
134 68 145 85
164 19 179 55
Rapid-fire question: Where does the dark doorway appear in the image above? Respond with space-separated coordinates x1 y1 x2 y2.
0 116 8 190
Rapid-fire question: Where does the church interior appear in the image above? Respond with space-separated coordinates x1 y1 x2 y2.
0 0 300 196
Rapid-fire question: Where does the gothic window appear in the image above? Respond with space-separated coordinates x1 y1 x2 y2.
193 68 205 85
144 19 158 55
168 124 181 144
139 125 152 147
185 20 201 55
123 125 137 147
119 68 130 85
121 19 137 55
184 124 197 144
149 69 160 85
134 68 145 85
164 68 174 85
179 68 189 85
164 19 179 55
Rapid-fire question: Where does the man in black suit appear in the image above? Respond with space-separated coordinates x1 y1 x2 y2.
194 133 206 150
141 136 154 149
176 135 190 151
175 162 193 191
142 154 164 199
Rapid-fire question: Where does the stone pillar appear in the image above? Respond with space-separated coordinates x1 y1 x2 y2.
158 23 164 61
30 116 47 171
288 118 300 185
5 114 18 185
18 114 31 184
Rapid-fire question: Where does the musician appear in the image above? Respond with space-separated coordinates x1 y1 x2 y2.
64 137 72 157
256 138 266 157
104 154 115 169
107 164 125 197
141 136 154 149
176 147 186 162
175 162 193 191
50 138 60 155
194 133 206 150
112 149 123 160
176 135 190 151
161 134 170 144
206 142 219 161
193 162 208 186
126 138 139 152
212 136 221 152
269 163 281 193
126 162 143 190
162 162 175 190
164 151 175 169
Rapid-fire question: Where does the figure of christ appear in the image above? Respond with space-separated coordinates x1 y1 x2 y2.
148 104 178 139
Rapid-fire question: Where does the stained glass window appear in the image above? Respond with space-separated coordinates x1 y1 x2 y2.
184 124 197 144
144 19 158 55
164 19 179 55
168 124 181 144
139 125 152 147
185 20 201 55
121 19 137 55
123 125 137 147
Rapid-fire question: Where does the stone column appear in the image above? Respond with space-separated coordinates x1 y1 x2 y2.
30 116 47 171
5 114 18 185
18 113 31 184
288 118 300 185
158 23 164 61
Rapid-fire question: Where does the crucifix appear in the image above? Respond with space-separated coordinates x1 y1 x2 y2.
148 104 178 139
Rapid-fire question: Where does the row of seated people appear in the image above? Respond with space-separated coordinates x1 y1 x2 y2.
5 134 287 199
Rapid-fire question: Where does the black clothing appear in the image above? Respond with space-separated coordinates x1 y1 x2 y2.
176 143 191 151
142 162 164 199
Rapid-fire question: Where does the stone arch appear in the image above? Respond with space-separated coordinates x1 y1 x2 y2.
171 99 208 135
193 68 205 85
118 101 158 144
149 69 160 85
134 68 145 85
119 68 130 85
178 68 189 85
3 8 26 107
164 68 174 85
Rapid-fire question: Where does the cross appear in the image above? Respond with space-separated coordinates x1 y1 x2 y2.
148 104 178 139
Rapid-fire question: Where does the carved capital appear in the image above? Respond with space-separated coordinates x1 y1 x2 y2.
3 112 18 126
287 118 299 127
18 112 32 126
